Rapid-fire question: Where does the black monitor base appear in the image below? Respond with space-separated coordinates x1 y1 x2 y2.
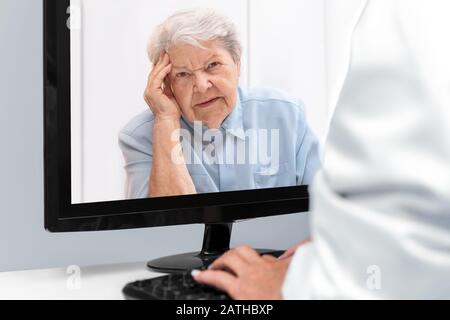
147 223 284 274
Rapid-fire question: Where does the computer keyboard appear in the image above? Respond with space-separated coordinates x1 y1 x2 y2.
123 272 231 300
123 250 285 300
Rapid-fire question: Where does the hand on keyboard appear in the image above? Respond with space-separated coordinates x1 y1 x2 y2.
123 272 231 300
123 248 288 300
191 245 291 300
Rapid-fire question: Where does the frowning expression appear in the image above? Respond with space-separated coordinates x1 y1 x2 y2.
167 40 241 129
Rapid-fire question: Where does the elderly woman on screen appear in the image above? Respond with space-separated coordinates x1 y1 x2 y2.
119 8 320 198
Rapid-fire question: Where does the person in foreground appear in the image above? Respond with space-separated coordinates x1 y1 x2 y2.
119 9 320 199
193 0 450 299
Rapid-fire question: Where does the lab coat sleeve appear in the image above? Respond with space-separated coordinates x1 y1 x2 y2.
283 0 450 299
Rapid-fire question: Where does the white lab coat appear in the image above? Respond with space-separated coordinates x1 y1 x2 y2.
283 0 450 299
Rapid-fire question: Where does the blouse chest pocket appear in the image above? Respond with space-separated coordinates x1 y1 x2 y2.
253 162 290 189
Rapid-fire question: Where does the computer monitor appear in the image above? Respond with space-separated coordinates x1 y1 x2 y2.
44 0 321 273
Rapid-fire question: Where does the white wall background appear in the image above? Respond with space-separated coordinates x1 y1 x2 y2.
71 0 329 204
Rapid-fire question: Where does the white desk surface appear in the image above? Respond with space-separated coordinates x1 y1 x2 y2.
0 262 163 300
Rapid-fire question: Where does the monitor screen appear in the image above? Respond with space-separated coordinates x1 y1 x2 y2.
44 0 326 232
69 0 323 203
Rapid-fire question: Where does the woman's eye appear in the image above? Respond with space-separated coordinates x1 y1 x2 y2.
207 62 221 70
176 72 190 78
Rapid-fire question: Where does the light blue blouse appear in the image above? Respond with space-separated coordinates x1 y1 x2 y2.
119 87 320 198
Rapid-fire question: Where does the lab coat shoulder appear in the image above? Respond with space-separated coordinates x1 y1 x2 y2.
283 0 450 299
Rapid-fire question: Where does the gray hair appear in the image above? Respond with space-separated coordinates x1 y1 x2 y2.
147 8 242 64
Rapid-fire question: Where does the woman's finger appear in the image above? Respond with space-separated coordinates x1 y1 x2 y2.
144 64 172 110
146 53 170 88
153 52 170 75
155 63 172 87
148 64 172 94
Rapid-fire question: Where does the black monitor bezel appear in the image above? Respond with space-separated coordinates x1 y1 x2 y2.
43 0 310 233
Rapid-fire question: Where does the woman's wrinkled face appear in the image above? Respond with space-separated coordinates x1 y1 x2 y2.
167 40 241 129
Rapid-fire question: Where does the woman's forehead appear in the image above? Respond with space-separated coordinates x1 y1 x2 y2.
168 42 231 68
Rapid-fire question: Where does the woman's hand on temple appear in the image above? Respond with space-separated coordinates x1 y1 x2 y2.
144 52 181 121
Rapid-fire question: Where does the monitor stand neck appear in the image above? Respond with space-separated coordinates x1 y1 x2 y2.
147 223 232 273
147 223 283 274
200 223 232 256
